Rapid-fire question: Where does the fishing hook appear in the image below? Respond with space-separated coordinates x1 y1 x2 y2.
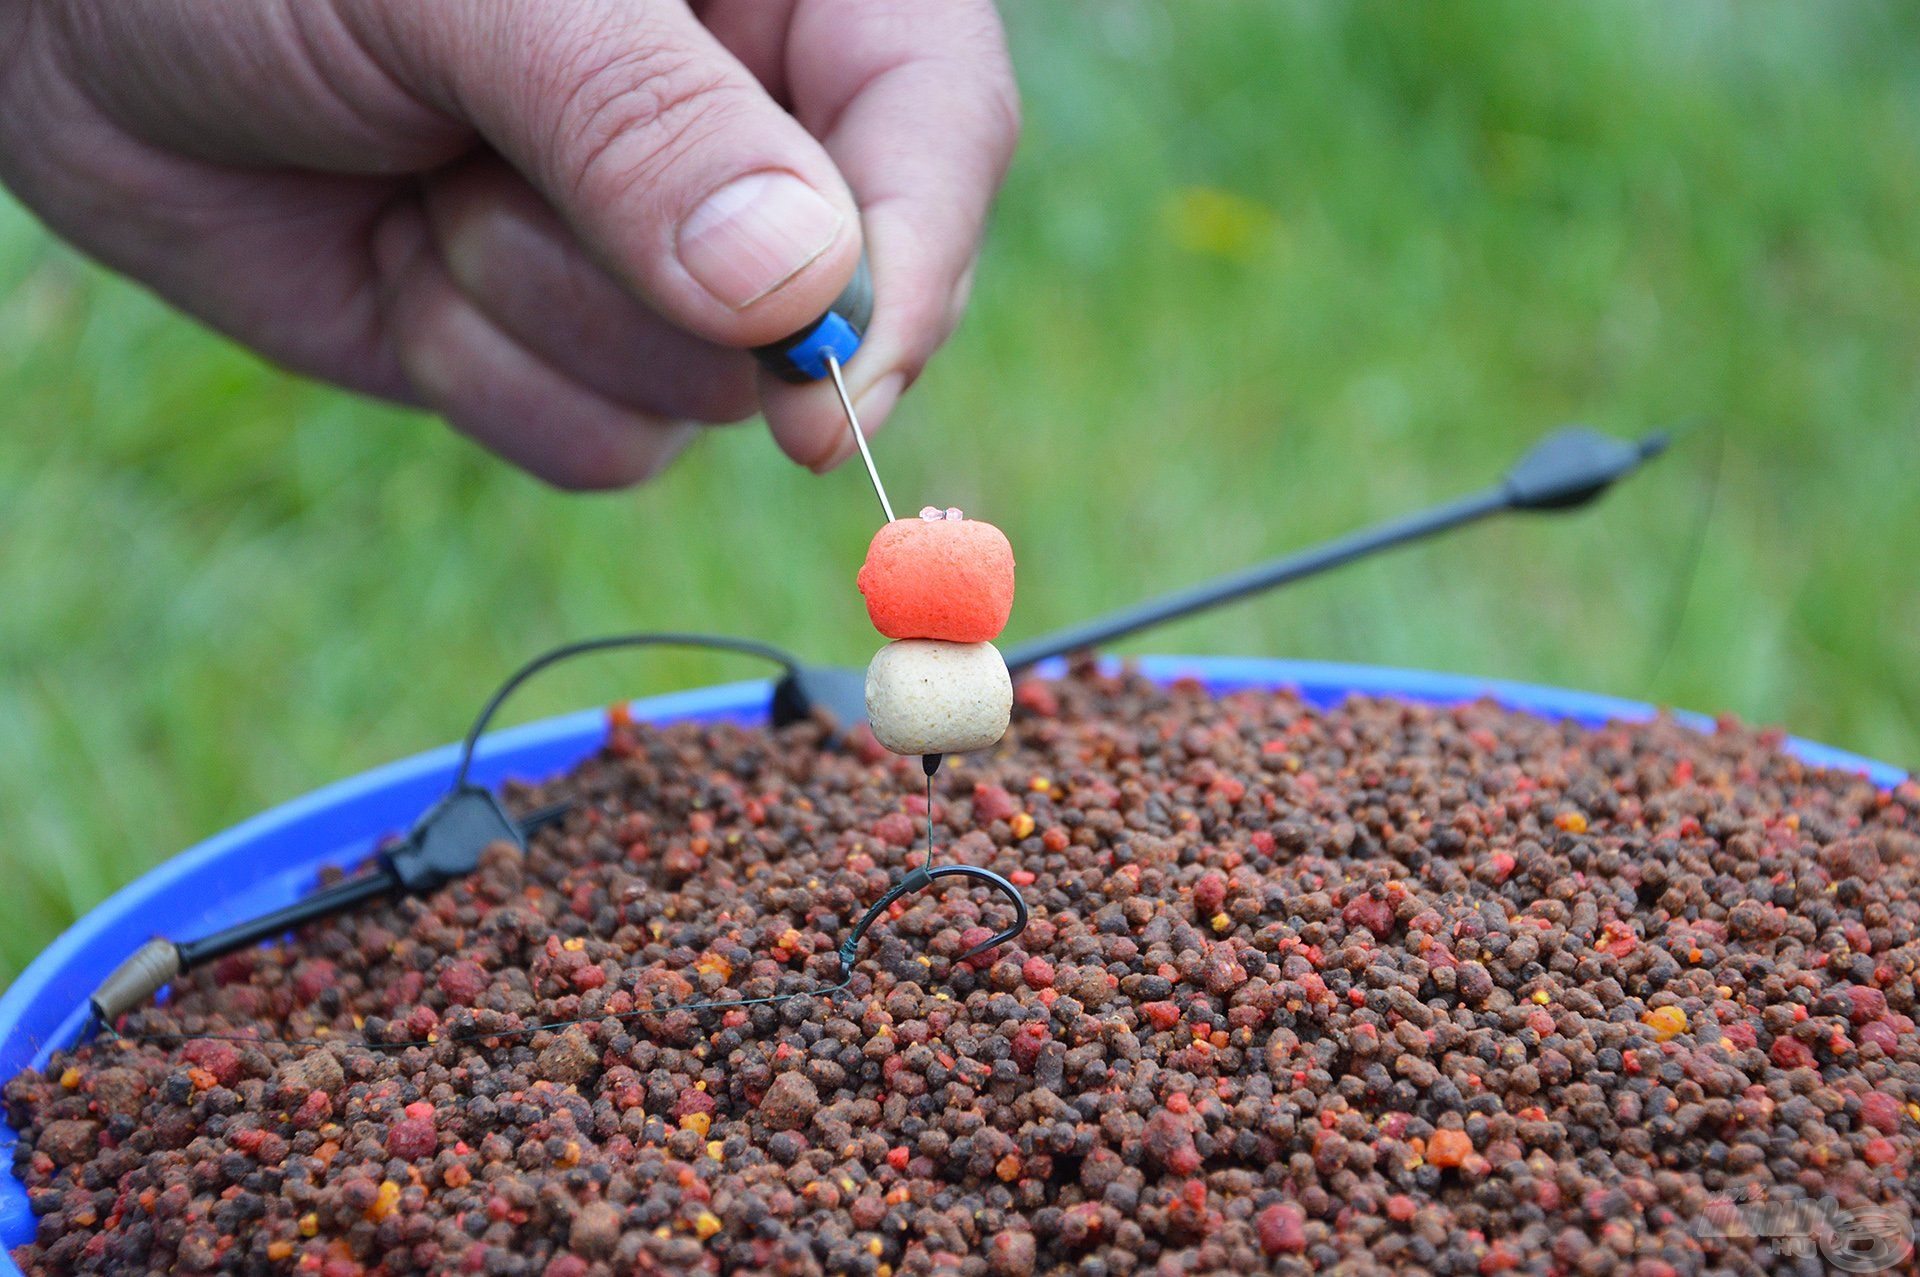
839 863 1030 973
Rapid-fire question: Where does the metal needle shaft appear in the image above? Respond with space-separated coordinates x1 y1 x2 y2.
825 352 895 523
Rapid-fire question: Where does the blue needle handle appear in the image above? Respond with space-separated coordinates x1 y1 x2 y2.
751 251 872 382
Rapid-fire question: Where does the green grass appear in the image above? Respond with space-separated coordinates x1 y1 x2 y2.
3 1 1919 986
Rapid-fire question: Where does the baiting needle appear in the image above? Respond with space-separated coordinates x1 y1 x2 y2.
825 351 895 524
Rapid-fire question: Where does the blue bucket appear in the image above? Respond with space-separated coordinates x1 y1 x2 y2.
1 657 1904 1265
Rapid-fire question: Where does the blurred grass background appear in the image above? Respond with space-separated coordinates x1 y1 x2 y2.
3 1 1919 985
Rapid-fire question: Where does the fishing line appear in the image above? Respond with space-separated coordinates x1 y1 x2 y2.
1638 419 1727 694
103 976 857 1054
453 633 801 791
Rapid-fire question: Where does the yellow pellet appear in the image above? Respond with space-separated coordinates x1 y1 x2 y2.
299 1214 319 1237
1210 913 1231 933
1010 813 1035 839
694 1211 722 1240
368 1180 402 1221
1643 1006 1688 1040
707 1141 725 1161
59 1068 80 1090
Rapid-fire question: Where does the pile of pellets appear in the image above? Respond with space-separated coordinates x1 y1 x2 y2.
8 666 1918 1276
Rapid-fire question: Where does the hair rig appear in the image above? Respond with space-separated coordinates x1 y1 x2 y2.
823 350 1028 963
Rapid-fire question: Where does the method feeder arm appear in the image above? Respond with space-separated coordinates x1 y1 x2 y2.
774 424 1671 720
87 795 572 1026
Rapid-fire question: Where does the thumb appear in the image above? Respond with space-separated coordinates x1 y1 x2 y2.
359 0 862 348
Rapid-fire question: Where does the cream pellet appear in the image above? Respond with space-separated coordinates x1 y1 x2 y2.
864 640 1012 756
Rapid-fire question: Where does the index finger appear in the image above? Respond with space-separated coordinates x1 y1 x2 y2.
756 0 1020 471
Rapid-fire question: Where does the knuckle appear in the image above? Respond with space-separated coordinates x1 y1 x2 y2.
546 37 744 203
960 15 1023 164
978 73 1022 171
957 3 1022 134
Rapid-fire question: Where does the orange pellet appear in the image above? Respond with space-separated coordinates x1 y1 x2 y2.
1426 1129 1473 1168
857 515 1014 643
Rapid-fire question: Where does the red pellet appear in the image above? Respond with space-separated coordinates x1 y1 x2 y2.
1255 1202 1306 1254
385 1116 437 1161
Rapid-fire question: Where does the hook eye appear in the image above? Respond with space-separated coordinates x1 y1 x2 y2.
927 865 1030 963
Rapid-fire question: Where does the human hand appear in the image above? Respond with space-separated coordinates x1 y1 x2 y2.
0 0 1018 488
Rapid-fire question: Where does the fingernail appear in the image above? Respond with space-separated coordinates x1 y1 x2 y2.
811 372 905 473
678 171 844 310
